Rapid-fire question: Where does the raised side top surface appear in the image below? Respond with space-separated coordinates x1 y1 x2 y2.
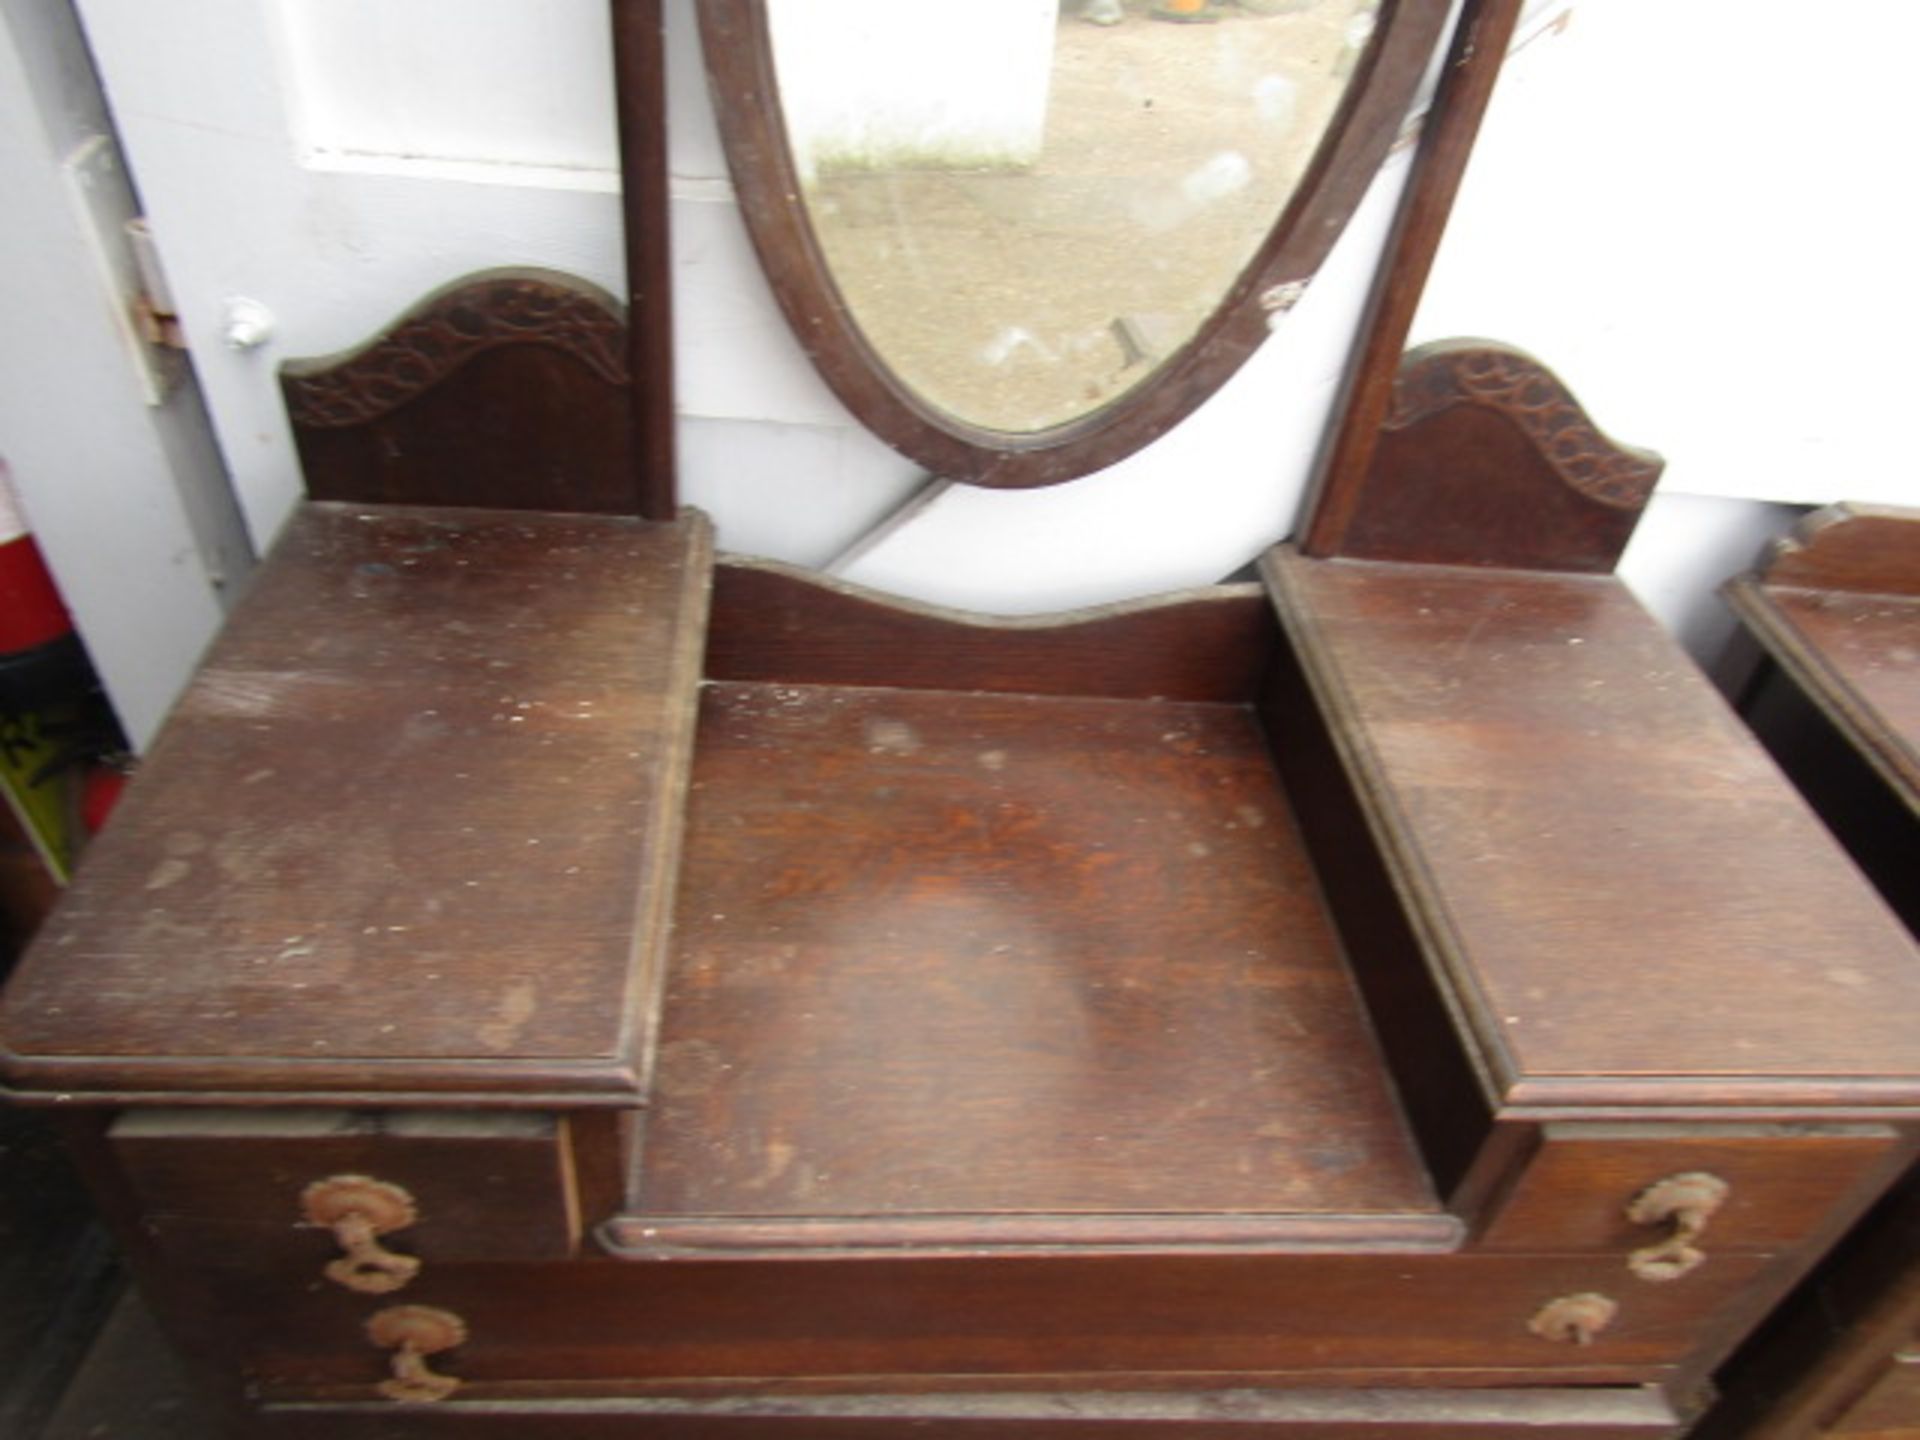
1265 546 1920 1114
1 503 712 1104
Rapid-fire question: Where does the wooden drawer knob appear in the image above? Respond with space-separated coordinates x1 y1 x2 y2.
1625 1171 1729 1283
301 1175 423 1294
1528 1292 1618 1346
367 1305 467 1403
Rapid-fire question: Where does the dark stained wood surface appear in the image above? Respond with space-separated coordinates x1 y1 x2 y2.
697 0 1451 489
1735 587 1920 806
1728 506 1920 811
1700 503 1920 1440
110 1108 580 1267
192 1247 1772 1390
610 0 677 521
0 504 713 1103
1301 0 1525 556
1753 503 1920 600
1263 547 1920 1111
252 1388 1686 1439
1258 621 1494 1203
636 680 1437 1239
707 560 1274 701
1312 341 1662 573
1475 1125 1905 1253
284 272 644 516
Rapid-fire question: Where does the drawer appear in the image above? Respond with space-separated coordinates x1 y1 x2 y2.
110 1108 582 1272
192 1251 1773 1397
1477 1124 1904 1263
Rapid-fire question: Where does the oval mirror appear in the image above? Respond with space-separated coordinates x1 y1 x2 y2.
702 0 1448 487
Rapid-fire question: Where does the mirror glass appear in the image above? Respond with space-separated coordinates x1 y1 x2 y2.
765 0 1381 435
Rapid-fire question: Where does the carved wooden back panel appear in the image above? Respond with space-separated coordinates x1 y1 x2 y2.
1306 340 1663 572
281 272 640 516
281 0 675 519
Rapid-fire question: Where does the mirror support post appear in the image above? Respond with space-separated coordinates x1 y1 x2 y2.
1300 0 1524 557
611 0 678 521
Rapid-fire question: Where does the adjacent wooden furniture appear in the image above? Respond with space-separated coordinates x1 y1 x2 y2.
1697 505 1920 1439
4 4 1920 1436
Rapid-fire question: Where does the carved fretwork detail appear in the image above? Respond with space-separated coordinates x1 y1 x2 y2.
284 273 627 429
1385 344 1660 511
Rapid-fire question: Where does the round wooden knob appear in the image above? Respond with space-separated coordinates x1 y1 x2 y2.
1625 1171 1729 1283
367 1305 467 1403
301 1175 422 1294
1528 1292 1618 1346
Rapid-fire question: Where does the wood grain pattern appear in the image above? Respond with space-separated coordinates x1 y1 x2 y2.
1727 507 1920 810
610 0 677 521
1475 1126 1904 1254
186 1248 1775 1391
1257 618 1494 1203
636 680 1435 1235
0 504 713 1103
1262 547 1920 1111
251 1387 1686 1439
1736 652 1920 945
707 560 1274 701
283 272 644 516
1302 0 1525 556
1752 504 1920 599
1309 341 1661 572
697 0 1450 488
1701 502 1920 1440
109 1109 579 1268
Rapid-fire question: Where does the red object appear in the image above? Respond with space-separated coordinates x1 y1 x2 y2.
0 532 74 655
80 765 128 835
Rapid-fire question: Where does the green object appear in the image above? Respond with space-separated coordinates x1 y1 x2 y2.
0 708 78 884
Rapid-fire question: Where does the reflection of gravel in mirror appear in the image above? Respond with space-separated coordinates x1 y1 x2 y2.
1182 151 1253 203
804 0 1369 432
1253 73 1298 129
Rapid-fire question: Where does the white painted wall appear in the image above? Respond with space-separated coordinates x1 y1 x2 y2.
1412 0 1920 675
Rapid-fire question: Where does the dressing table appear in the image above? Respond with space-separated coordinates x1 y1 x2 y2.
5 4 1920 1436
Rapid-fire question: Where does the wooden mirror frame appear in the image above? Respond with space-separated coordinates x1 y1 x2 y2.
701 0 1451 488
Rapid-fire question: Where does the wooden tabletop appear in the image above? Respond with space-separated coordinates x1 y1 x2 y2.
635 679 1447 1250
0 504 711 1104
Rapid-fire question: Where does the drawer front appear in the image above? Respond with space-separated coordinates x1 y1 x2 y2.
1477 1125 1904 1258
110 1108 580 1270
188 1251 1772 1397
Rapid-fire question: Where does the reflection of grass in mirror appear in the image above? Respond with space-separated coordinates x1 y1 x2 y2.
797 0 1370 435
